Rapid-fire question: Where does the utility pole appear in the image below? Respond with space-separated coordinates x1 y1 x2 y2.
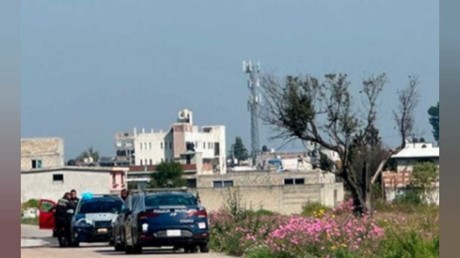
243 60 261 166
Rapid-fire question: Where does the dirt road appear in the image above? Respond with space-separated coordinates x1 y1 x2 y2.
21 225 231 258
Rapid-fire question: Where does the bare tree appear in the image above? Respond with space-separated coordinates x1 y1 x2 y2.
260 73 419 215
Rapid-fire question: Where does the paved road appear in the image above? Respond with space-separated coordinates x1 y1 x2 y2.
21 225 231 258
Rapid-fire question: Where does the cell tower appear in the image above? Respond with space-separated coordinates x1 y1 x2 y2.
243 60 262 165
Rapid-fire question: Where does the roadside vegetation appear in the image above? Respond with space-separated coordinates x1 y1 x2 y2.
209 188 439 258
21 199 39 225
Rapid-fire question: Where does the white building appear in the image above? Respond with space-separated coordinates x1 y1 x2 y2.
21 166 128 203
383 142 440 205
391 142 439 172
127 109 226 174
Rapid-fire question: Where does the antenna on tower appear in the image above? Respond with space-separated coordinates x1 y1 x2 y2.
243 59 262 166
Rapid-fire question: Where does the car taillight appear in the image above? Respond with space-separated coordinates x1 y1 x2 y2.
138 211 159 220
187 209 207 218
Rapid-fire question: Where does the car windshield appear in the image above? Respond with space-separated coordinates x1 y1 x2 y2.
144 194 197 207
78 198 123 214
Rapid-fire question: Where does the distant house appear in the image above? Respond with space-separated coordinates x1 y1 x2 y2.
21 166 128 203
383 142 439 205
391 142 439 172
115 109 226 175
20 137 128 203
21 137 65 171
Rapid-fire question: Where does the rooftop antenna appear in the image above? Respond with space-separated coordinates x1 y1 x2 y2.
243 59 262 166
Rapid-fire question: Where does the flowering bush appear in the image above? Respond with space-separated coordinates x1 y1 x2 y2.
209 208 287 256
262 199 384 257
210 198 387 257
209 197 438 257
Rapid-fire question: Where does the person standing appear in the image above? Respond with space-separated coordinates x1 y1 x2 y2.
68 189 80 210
54 192 71 237
120 189 130 201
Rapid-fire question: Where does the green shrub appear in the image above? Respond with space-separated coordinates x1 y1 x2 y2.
245 246 275 258
393 188 423 206
301 201 330 217
377 229 439 258
21 199 39 211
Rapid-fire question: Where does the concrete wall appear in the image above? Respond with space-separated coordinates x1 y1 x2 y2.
191 183 343 215
196 170 335 188
385 186 439 205
190 170 343 214
21 168 126 203
21 137 64 170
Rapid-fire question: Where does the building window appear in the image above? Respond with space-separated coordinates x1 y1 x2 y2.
213 180 234 188
140 143 143 150
284 178 305 185
214 142 220 156
149 143 152 149
112 174 116 185
140 159 143 166
186 179 197 188
169 141 172 149
53 174 63 182
203 142 206 149
149 159 153 165
32 159 43 169
161 142 164 149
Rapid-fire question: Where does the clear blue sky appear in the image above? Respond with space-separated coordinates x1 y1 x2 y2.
21 0 439 160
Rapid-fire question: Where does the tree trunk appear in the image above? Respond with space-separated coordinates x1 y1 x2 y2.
342 169 368 215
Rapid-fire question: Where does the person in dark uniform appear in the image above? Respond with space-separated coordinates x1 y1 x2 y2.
68 189 80 210
120 189 130 201
54 192 71 237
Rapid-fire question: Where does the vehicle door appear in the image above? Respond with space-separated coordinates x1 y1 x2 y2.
38 199 56 230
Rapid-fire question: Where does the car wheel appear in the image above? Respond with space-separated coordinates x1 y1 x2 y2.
72 241 80 248
200 244 209 253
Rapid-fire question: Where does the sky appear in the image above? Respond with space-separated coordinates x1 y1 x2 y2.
21 0 439 160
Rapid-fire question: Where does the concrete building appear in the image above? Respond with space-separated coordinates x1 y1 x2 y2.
124 109 226 174
391 142 439 172
125 167 343 214
20 136 128 203
255 151 314 171
21 137 64 171
125 164 198 190
192 169 343 214
382 142 440 205
114 132 135 166
21 166 128 203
